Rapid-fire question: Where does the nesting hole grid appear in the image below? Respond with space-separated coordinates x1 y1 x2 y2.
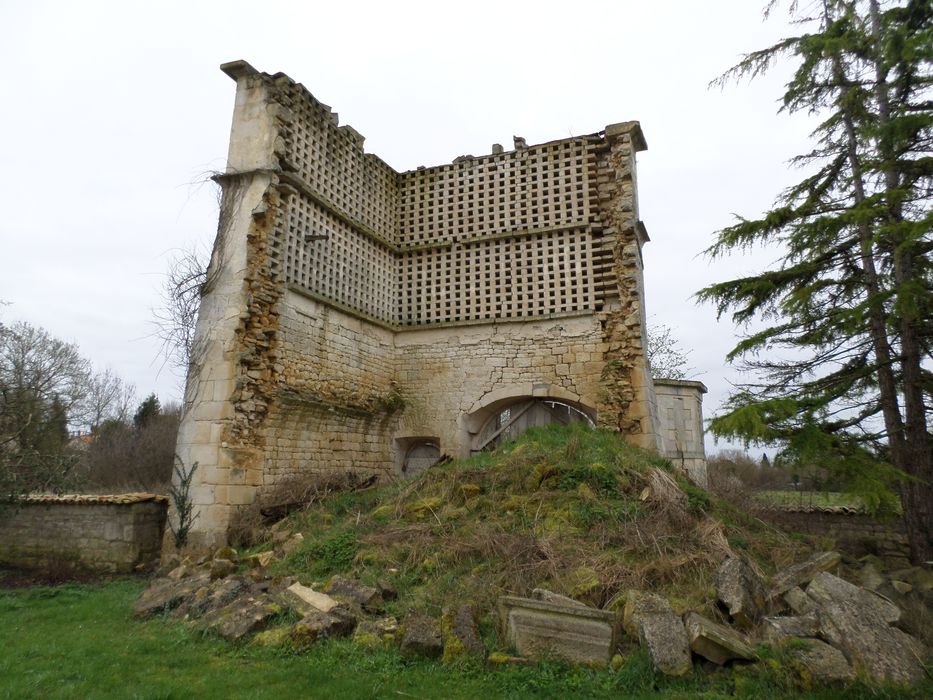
272 77 617 328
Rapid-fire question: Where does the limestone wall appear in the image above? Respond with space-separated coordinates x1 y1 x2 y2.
0 494 167 574
396 314 606 458
262 290 400 482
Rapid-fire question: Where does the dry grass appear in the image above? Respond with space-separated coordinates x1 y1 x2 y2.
228 470 376 547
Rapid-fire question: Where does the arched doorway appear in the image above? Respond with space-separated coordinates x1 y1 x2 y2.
401 439 441 476
471 398 594 452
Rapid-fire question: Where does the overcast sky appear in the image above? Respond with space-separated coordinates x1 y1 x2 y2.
0 1 815 452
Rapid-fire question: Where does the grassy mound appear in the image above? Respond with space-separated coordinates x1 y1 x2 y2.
263 423 804 622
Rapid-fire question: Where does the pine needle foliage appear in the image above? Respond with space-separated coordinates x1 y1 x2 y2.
698 1 932 561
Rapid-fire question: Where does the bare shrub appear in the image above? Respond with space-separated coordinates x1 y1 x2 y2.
227 470 378 547
81 404 180 493
709 449 782 491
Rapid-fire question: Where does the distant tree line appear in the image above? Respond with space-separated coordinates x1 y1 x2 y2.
1 317 178 500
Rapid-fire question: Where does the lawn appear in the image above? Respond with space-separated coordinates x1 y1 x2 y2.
1 579 928 699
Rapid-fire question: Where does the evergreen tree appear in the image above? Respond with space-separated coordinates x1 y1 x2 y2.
699 0 932 561
133 394 161 430
36 395 69 455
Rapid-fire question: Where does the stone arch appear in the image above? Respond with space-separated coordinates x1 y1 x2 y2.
466 389 595 453
395 436 442 477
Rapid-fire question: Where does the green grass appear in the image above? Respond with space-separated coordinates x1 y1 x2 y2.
2 579 928 699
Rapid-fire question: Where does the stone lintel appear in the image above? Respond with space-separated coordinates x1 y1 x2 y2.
604 121 647 151
220 59 259 81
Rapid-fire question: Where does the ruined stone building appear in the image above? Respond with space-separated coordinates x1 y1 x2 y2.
174 61 707 549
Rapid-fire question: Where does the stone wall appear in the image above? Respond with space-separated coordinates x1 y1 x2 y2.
396 313 606 458
758 507 911 568
0 494 167 574
261 290 400 483
171 60 702 550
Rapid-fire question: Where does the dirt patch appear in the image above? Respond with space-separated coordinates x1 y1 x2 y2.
0 564 151 589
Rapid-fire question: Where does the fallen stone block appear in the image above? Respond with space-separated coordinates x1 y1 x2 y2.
759 613 818 644
353 616 399 646
769 552 840 598
622 590 670 637
155 554 182 578
498 595 618 666
888 566 933 593
324 576 384 612
635 610 693 676
442 604 485 662
213 546 239 563
532 588 588 608
782 587 816 615
716 556 766 629
251 627 291 648
890 580 913 594
290 607 357 648
683 612 756 665
783 638 855 684
806 571 900 624
858 562 885 592
621 590 691 676
166 561 194 580
173 575 250 620
277 532 304 558
376 579 398 601
210 558 237 580
283 582 339 614
244 551 276 569
200 594 278 641
132 572 211 618
808 578 926 684
400 614 444 658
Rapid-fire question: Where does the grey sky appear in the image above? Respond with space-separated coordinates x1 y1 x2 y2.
0 1 811 451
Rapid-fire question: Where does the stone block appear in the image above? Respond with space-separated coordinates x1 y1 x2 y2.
531 588 588 609
622 591 691 676
441 604 485 662
783 587 816 615
806 571 900 624
716 556 766 629
400 614 443 658
683 612 756 665
759 613 818 644
498 595 618 666
283 582 339 614
800 571 925 684
786 638 855 684
769 551 841 598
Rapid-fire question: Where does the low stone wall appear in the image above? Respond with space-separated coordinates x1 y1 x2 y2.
0 494 168 574
758 507 910 567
